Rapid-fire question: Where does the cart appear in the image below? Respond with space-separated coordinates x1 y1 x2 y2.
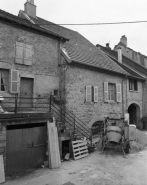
101 116 130 157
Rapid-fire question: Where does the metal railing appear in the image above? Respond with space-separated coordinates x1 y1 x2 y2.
1 94 50 113
50 95 92 140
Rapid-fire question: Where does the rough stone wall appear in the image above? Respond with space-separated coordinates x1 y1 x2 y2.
0 22 60 101
65 65 127 126
64 65 144 129
127 80 143 116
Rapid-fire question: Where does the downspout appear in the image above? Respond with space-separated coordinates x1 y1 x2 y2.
58 39 62 123
122 75 128 118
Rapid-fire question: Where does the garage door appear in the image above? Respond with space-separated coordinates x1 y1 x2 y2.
6 123 47 176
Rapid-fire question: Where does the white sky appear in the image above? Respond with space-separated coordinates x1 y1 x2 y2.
0 0 147 55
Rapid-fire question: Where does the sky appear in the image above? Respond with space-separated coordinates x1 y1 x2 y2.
0 0 147 55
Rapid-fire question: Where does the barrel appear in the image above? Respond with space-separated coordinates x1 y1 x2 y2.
106 126 122 143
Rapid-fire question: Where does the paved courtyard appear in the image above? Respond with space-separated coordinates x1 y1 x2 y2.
4 146 147 185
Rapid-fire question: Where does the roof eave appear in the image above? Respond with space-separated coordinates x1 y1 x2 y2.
0 11 69 41
71 60 128 77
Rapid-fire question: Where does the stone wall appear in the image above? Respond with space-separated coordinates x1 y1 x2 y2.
65 65 127 126
0 22 60 102
65 64 143 128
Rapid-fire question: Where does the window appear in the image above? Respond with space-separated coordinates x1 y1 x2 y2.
0 69 9 92
85 86 98 103
15 42 33 65
129 79 138 91
104 82 121 103
108 83 116 101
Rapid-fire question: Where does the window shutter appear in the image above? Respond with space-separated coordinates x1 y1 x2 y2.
10 70 19 93
24 44 33 65
94 86 98 103
86 86 92 102
116 83 122 102
15 42 24 64
104 82 108 102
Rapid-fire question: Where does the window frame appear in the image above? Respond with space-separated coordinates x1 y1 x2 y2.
129 79 138 91
0 69 9 92
108 83 116 102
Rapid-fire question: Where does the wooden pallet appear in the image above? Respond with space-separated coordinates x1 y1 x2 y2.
72 140 89 160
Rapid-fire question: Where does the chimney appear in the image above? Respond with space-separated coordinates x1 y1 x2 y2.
120 35 127 47
24 0 36 19
117 47 122 63
106 43 111 50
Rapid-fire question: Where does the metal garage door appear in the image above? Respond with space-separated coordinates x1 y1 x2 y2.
6 123 47 176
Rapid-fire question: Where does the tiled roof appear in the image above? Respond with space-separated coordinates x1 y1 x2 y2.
22 13 129 76
97 44 146 80
0 9 68 40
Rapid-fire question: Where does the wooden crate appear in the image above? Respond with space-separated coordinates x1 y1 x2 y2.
72 140 89 160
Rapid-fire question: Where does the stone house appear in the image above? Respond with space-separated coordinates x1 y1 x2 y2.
0 5 68 176
97 43 146 128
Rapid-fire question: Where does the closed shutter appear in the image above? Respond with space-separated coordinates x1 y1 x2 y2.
10 70 19 93
15 42 24 64
86 86 92 102
24 44 33 65
116 83 122 102
104 82 108 102
94 86 98 103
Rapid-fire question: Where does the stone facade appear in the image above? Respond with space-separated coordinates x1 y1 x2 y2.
64 64 143 128
0 18 62 168
0 21 61 109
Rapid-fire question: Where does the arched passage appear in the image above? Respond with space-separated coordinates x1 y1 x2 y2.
128 103 140 127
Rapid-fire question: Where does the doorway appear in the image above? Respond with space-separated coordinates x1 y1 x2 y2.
20 77 34 108
128 103 140 126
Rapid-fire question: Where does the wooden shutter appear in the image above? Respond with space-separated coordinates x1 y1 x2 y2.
24 44 33 65
15 42 24 64
10 70 19 93
116 83 122 102
94 86 98 103
86 86 92 102
104 82 108 102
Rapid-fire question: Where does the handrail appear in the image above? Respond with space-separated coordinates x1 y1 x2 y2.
51 97 91 133
51 104 91 138
51 106 90 138
51 102 91 135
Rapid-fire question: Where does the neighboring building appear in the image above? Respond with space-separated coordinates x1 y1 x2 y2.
97 43 146 128
114 35 147 68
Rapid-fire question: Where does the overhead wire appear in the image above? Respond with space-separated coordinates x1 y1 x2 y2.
35 20 147 26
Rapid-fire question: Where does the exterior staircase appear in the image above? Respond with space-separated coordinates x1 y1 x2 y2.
50 95 92 144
